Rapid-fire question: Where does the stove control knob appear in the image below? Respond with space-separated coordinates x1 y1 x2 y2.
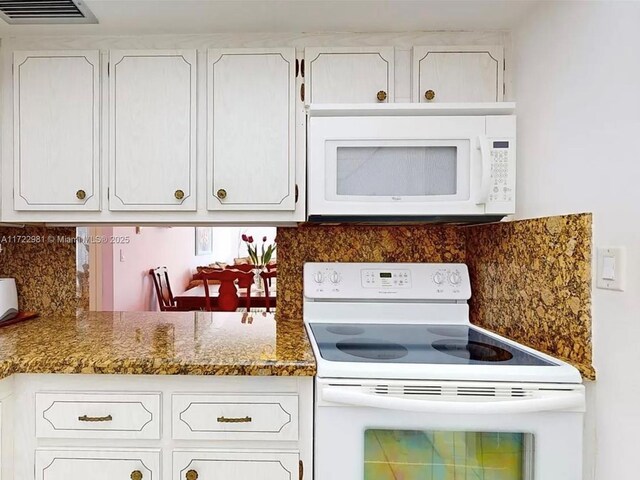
313 272 325 284
328 271 341 284
433 272 445 285
449 271 462 285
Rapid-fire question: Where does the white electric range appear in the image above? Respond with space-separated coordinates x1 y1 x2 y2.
304 262 585 480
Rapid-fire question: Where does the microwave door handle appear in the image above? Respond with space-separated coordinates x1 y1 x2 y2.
475 135 492 205
322 387 585 414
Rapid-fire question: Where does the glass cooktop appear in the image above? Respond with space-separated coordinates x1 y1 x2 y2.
309 323 555 366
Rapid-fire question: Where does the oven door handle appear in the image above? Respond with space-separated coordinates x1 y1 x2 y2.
322 388 585 414
475 134 492 205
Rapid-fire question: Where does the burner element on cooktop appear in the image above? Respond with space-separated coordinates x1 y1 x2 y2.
432 339 514 362
337 338 409 360
326 325 366 336
426 325 470 338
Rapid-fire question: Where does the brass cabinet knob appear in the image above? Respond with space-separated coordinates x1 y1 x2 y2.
130 471 143 480
424 89 436 101
76 189 86 200
216 188 227 200
174 189 185 200
376 90 387 102
186 470 199 480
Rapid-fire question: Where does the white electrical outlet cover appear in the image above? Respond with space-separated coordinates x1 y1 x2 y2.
596 247 626 291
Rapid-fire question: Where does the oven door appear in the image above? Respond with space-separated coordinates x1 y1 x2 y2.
315 379 585 480
308 116 491 217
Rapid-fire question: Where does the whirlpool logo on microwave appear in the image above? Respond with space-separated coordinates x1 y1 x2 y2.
391 196 403 201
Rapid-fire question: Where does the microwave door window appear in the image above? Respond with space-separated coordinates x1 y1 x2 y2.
336 146 458 197
364 429 532 480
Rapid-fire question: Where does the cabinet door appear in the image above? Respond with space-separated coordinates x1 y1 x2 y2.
413 46 504 103
174 451 299 480
36 449 160 480
13 51 100 211
109 50 196 211
305 47 394 104
208 48 296 211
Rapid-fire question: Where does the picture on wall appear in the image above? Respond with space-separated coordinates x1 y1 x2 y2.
195 227 213 255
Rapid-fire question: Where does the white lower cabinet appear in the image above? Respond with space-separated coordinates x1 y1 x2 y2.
172 394 299 441
10 375 312 480
173 451 299 480
35 392 161 439
35 449 160 480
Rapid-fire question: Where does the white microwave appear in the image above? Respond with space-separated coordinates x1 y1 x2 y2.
307 104 516 222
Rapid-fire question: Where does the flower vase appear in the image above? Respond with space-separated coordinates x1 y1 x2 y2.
253 266 265 294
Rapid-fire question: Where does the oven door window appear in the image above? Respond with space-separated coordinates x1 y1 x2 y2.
326 139 472 201
365 429 533 480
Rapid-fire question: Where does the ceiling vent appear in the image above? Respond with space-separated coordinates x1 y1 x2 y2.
0 0 97 24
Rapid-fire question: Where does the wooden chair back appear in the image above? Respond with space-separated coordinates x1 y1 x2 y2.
260 268 277 313
195 269 254 312
225 264 254 273
149 267 177 311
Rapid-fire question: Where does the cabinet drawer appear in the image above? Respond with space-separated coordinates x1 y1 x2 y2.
36 449 160 480
173 450 299 480
35 392 161 439
173 394 298 441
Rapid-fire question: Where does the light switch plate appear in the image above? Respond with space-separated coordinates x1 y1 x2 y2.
596 247 626 291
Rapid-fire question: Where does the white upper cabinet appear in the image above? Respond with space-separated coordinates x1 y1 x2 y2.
13 51 100 211
109 50 197 211
305 47 394 104
207 48 296 211
413 46 504 103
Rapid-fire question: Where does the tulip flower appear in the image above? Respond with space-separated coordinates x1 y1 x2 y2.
242 234 276 267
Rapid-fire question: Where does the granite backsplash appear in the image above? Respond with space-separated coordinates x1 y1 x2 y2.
276 224 466 321
465 214 593 379
0 226 79 317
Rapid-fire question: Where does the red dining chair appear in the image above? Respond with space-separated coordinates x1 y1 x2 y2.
260 268 277 313
264 263 277 286
149 267 180 311
195 269 254 312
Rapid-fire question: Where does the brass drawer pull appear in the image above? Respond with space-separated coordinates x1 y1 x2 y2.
217 415 252 423
376 90 387 102
216 188 227 200
186 470 199 480
175 189 185 200
78 414 113 422
424 89 436 101
76 189 86 200
131 471 143 480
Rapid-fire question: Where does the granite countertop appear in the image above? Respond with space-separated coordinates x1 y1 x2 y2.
0 311 316 378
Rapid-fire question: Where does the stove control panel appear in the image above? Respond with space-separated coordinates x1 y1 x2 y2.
304 262 471 300
362 269 411 288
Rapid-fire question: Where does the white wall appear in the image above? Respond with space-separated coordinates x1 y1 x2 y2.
513 2 640 478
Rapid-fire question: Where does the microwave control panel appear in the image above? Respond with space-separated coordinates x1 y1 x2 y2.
485 114 516 214
489 141 513 203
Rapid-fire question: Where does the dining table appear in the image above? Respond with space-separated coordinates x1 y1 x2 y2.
174 282 277 311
